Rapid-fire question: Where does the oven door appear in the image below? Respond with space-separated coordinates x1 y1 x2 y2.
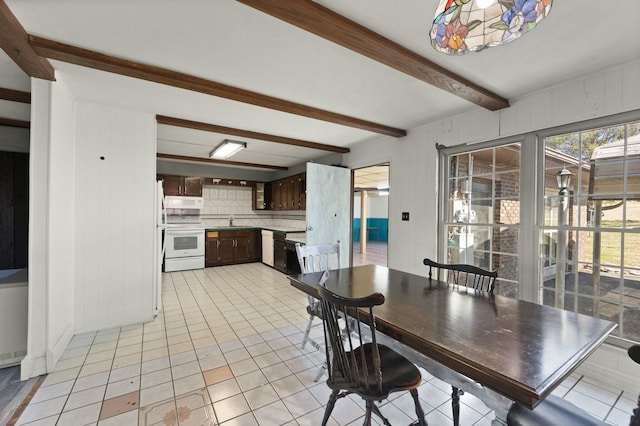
165 229 205 258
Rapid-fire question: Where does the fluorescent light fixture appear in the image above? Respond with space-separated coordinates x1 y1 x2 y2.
209 140 246 159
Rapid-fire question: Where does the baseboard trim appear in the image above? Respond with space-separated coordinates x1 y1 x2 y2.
47 323 74 372
576 343 640 395
20 354 46 381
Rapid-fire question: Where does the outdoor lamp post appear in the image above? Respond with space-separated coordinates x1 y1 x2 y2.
555 166 572 309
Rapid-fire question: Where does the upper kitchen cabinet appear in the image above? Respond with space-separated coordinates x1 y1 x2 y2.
262 173 306 211
253 182 268 210
160 175 202 197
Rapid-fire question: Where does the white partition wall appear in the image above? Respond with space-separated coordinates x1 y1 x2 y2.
73 102 156 333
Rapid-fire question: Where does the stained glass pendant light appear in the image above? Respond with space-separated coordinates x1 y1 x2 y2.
430 0 552 55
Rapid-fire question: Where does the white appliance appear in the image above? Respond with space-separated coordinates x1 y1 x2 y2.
165 196 204 225
164 226 205 272
153 181 167 317
162 194 206 272
261 229 274 267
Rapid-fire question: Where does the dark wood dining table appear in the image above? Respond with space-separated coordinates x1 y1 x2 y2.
289 264 617 425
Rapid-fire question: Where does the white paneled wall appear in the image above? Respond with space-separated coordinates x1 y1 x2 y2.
73 102 156 333
47 77 76 370
342 59 640 276
341 59 640 392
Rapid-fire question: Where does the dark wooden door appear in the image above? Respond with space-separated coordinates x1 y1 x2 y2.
291 176 300 209
205 237 219 266
281 179 290 210
250 230 262 261
163 175 183 196
218 237 235 264
183 177 202 197
235 237 251 263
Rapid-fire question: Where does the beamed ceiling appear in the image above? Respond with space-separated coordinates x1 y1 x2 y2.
0 0 638 174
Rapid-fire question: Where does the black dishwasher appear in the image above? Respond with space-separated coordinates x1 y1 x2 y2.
273 232 286 273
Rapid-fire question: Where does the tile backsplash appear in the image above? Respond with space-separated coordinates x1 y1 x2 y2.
200 185 306 229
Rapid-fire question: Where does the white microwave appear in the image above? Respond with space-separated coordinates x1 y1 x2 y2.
165 196 203 209
165 196 203 224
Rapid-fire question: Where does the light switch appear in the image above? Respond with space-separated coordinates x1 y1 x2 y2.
402 212 410 221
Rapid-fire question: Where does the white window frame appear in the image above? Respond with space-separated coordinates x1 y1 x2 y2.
437 110 640 347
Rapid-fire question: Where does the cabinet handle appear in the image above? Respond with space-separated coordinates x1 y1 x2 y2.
217 240 220 248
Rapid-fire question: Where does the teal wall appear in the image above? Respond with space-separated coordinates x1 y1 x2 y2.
353 218 388 242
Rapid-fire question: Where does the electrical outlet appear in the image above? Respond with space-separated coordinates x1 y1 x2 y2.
402 212 410 221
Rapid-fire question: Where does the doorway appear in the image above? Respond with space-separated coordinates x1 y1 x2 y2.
352 164 389 266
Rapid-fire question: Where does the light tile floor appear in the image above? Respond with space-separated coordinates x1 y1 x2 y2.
353 242 387 267
14 263 638 425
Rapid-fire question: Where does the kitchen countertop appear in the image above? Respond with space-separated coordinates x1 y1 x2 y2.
285 235 306 245
205 226 306 233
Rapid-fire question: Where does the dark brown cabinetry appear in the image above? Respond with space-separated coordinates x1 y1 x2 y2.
250 230 262 262
160 175 202 196
272 233 302 274
206 229 260 266
263 173 306 211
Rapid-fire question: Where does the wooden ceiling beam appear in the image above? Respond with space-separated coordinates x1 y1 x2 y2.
238 0 509 111
29 35 406 138
0 117 29 128
157 115 350 154
0 1 55 80
0 87 31 103
157 153 288 171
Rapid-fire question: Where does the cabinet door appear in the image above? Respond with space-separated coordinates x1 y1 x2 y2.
299 173 306 210
184 177 202 197
250 230 262 261
235 237 252 263
281 180 290 210
163 175 183 196
272 181 281 210
291 176 300 209
218 237 236 264
253 182 266 210
206 237 220 266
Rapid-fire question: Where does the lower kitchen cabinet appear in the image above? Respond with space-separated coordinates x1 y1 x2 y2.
273 232 302 274
206 230 259 266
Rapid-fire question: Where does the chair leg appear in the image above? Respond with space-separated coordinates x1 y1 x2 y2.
322 389 340 426
452 386 462 426
410 388 428 426
370 402 391 426
363 401 373 426
301 315 314 349
313 362 326 382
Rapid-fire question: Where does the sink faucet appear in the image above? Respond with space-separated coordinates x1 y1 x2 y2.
229 215 234 227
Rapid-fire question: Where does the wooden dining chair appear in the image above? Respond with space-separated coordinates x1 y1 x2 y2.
317 284 428 426
295 241 341 381
295 241 341 350
423 257 497 426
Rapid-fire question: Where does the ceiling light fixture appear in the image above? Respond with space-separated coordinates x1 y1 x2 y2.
209 140 247 159
430 0 553 55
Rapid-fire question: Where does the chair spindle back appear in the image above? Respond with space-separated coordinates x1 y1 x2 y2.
423 258 497 294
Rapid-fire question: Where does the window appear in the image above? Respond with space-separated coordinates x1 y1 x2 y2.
438 113 640 345
441 144 521 298
541 121 640 342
